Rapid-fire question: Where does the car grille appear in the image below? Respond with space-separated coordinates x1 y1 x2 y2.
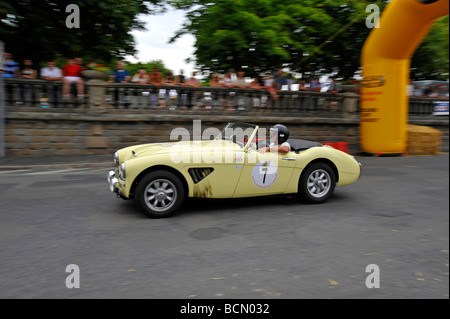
188 168 214 184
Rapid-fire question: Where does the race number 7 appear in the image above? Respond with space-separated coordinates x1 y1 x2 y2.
261 167 268 184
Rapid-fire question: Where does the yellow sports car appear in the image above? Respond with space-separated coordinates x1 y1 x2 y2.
107 122 362 218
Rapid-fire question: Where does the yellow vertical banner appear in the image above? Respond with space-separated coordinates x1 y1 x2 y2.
360 0 449 154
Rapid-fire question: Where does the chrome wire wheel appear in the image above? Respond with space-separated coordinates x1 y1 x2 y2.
306 169 331 198
136 170 185 218
144 179 177 212
299 162 336 203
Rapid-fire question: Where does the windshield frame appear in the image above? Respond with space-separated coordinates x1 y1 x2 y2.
216 122 258 150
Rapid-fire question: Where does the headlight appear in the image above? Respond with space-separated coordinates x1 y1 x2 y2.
114 152 119 165
120 162 126 180
107 170 116 183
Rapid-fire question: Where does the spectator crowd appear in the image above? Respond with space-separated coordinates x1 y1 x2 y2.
408 79 449 98
2 51 449 107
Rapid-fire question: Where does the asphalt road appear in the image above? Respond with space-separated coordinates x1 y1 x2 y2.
0 154 448 299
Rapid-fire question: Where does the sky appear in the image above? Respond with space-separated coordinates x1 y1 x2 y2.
125 9 196 77
123 8 336 86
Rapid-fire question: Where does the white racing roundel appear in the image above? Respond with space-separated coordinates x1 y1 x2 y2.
251 161 278 189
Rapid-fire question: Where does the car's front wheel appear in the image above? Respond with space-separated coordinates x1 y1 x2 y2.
135 170 185 218
299 162 336 203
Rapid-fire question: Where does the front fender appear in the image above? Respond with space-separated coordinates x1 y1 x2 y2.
118 154 192 198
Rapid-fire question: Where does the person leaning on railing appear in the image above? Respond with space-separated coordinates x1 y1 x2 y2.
174 70 186 108
16 59 37 105
109 61 131 84
182 71 201 110
41 61 62 81
309 77 322 92
40 61 62 106
326 77 343 111
62 58 85 102
131 68 149 85
148 66 163 108
234 71 249 111
161 71 177 109
108 61 131 108
1 52 19 78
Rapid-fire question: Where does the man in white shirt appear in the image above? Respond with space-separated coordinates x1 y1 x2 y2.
41 61 62 81
258 124 291 154
40 61 63 106
185 71 201 109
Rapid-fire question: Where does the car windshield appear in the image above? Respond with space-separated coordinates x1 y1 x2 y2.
216 122 257 148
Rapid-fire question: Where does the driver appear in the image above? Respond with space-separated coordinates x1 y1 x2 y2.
258 124 291 154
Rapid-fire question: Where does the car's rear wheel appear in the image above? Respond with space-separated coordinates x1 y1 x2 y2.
135 170 185 218
299 162 336 203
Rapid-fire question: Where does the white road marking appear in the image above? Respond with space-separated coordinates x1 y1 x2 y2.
0 169 31 175
25 168 89 175
0 167 108 176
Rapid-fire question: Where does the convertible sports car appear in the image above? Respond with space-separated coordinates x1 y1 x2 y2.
107 122 362 218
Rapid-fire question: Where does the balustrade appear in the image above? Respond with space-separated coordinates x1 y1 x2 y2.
3 78 447 117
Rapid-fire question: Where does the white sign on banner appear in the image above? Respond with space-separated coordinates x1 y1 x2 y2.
432 101 449 116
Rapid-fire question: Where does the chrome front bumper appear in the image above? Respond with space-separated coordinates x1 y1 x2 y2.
107 170 120 193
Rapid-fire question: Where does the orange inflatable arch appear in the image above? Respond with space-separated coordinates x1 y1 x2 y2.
360 0 449 154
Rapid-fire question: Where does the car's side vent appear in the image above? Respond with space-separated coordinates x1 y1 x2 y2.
188 168 214 184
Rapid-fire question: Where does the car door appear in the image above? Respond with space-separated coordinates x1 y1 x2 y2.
232 148 297 197
186 143 246 199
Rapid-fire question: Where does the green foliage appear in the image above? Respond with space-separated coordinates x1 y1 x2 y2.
412 16 449 80
169 0 385 78
1 0 447 80
169 0 447 79
124 60 174 76
0 0 165 66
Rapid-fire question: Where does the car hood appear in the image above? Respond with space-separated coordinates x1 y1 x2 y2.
125 140 240 159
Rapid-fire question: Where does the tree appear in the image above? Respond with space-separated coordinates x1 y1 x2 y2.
412 16 449 80
0 0 165 66
169 0 448 80
125 60 174 76
168 0 386 78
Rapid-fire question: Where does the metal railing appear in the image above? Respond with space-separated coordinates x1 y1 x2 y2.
409 97 447 116
103 83 346 113
2 78 346 113
3 78 448 116
3 78 88 108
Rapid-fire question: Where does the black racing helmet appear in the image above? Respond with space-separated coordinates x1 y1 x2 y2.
270 124 290 144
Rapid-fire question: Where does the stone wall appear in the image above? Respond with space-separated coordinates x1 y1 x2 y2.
3 78 447 157
4 110 448 157
4 111 363 156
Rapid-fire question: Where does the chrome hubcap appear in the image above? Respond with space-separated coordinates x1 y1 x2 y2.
145 179 177 212
307 169 331 198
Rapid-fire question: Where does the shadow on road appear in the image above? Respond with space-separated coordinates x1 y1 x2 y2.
113 192 354 219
